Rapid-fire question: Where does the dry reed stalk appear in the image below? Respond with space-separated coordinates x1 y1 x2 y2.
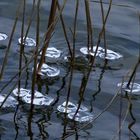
85 0 93 50
24 0 36 40
0 1 23 79
37 0 67 73
64 0 79 114
37 0 58 72
62 0 113 137
72 0 113 120
30 0 41 105
57 1 72 57
127 57 140 88
100 0 107 56
72 0 79 60
18 0 26 93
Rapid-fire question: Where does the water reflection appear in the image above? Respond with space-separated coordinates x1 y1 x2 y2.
126 94 140 139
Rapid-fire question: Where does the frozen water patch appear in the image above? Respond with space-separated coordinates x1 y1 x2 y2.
57 101 88 113
0 33 8 41
37 63 60 77
99 49 123 60
18 37 36 47
80 46 103 56
12 88 54 106
22 94 54 106
57 101 77 113
40 47 62 58
67 111 93 123
0 95 18 108
13 88 31 97
117 82 140 93
80 46 123 60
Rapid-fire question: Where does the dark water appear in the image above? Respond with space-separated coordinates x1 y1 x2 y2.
0 0 140 140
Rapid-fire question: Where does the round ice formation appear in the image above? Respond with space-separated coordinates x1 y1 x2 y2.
57 101 88 113
117 82 140 93
80 47 90 55
13 88 44 97
12 88 54 106
80 46 123 60
13 88 31 97
99 49 123 60
57 101 77 113
22 94 54 106
0 33 8 41
37 63 60 77
18 37 36 47
80 46 103 56
0 95 18 108
67 111 93 123
40 47 62 58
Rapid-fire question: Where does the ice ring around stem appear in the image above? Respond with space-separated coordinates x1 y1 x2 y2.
37 63 60 77
40 47 62 58
57 101 88 113
80 46 103 56
13 88 54 106
18 36 36 47
117 82 140 93
67 111 93 123
98 49 123 60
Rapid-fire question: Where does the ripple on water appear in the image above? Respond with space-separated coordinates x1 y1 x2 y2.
117 82 140 93
0 33 8 41
18 36 36 47
12 88 54 106
0 95 18 108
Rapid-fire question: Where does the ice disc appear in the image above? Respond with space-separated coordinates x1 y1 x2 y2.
13 88 45 98
0 33 8 41
57 101 77 113
22 94 54 106
117 82 140 93
80 46 104 56
57 101 88 113
40 47 62 58
13 88 30 97
99 49 123 60
68 111 93 123
37 63 60 77
18 37 36 47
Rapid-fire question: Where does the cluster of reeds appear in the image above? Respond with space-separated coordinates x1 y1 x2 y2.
0 0 140 139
